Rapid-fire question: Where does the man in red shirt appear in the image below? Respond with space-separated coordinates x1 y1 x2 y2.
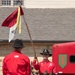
2 39 31 75
32 49 56 75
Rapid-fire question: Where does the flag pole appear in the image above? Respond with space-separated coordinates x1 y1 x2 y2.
23 16 38 60
16 0 38 60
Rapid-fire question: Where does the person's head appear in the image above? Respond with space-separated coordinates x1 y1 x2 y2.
13 39 24 51
40 49 52 60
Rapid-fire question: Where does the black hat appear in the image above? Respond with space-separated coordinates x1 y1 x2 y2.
40 49 52 56
13 39 24 48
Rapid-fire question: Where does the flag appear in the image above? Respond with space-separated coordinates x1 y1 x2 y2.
2 6 24 42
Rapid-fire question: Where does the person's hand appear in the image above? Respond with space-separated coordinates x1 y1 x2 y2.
44 70 49 75
34 54 38 63
34 54 38 59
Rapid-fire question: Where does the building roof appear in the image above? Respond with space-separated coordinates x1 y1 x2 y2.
0 7 75 41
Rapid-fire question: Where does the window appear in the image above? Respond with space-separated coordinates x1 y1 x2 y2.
1 0 24 6
13 0 24 6
70 55 75 63
2 0 11 5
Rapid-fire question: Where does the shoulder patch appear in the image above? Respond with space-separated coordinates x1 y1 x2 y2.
14 55 19 58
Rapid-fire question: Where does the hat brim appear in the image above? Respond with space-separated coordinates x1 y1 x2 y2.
40 53 52 56
13 46 24 48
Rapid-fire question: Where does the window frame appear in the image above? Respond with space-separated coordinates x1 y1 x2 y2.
69 55 75 63
13 0 24 6
2 0 11 6
1 0 25 7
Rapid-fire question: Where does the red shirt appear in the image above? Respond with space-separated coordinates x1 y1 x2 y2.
32 59 56 74
2 50 31 75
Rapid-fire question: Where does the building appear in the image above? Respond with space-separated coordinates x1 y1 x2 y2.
0 0 75 56
0 0 75 55
0 0 75 74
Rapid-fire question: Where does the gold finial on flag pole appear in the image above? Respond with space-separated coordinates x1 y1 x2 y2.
16 0 22 6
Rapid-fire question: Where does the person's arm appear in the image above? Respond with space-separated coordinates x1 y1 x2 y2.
52 65 58 75
49 72 52 75
2 58 7 75
32 59 40 70
44 70 52 75
26 58 31 75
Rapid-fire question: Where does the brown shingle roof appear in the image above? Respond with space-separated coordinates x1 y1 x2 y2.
0 7 75 41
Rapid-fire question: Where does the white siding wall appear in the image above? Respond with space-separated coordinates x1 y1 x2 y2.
25 0 75 8
1 0 75 8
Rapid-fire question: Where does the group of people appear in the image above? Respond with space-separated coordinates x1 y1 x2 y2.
2 39 56 75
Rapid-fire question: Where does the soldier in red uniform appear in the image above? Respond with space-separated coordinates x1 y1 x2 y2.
2 39 31 75
32 49 56 75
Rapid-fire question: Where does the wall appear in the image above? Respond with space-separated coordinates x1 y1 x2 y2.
0 42 53 56
0 0 75 8
25 0 75 8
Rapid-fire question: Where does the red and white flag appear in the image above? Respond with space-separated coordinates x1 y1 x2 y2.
2 6 24 42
